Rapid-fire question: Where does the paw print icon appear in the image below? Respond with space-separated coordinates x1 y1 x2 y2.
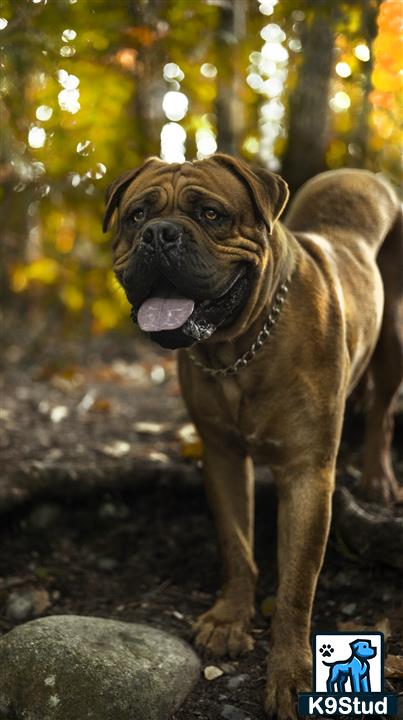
320 644 334 658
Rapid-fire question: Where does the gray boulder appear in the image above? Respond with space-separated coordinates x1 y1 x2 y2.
0 615 200 720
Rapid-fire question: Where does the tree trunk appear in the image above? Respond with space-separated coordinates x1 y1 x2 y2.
348 0 379 169
128 0 167 159
215 0 247 156
281 12 335 193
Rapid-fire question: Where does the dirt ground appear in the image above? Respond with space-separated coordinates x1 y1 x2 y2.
1 324 402 719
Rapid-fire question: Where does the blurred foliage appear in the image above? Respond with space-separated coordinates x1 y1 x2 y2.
0 0 401 337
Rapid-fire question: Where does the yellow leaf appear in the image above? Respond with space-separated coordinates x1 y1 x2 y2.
180 438 203 459
11 266 28 292
27 258 59 284
92 298 122 329
325 140 347 168
261 595 276 617
60 285 84 312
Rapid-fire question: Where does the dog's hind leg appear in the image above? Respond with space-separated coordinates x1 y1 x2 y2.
360 207 403 504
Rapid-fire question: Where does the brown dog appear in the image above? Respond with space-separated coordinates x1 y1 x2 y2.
104 155 402 719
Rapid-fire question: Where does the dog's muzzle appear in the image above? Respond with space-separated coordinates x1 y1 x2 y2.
120 219 255 349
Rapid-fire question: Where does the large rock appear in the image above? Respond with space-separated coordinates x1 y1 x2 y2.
0 615 200 720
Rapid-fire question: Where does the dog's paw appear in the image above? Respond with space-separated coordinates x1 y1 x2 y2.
265 648 311 720
193 598 254 659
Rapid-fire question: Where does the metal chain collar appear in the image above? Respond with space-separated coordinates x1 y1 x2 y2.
187 275 291 377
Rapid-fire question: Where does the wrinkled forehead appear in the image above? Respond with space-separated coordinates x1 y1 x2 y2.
121 159 251 209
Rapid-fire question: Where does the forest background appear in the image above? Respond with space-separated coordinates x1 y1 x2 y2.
1 0 402 343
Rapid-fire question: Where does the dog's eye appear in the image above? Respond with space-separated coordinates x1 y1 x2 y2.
202 208 218 221
131 208 146 224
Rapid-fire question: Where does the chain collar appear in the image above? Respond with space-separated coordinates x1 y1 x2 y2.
186 275 291 377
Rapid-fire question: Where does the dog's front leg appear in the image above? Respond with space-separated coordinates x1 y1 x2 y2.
265 465 334 720
193 443 258 659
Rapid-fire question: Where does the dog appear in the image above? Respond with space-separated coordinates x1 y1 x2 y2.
104 154 402 719
324 639 377 693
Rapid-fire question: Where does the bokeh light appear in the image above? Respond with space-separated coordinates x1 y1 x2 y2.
160 122 186 163
28 126 46 149
35 105 53 121
162 91 188 122
329 91 351 112
354 44 370 62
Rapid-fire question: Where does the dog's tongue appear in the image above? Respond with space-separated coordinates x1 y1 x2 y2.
138 293 195 332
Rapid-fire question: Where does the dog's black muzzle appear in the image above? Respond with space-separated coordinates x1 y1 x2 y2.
117 220 255 349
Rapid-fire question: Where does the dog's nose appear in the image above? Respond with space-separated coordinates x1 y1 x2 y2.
141 221 183 246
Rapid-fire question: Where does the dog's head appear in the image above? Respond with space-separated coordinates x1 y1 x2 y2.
350 640 377 660
103 154 289 349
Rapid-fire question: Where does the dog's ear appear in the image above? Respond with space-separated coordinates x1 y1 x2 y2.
103 157 161 233
210 153 289 234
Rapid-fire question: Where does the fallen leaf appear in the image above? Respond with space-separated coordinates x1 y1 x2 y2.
150 364 166 383
90 397 112 413
180 438 203 459
106 361 147 383
148 451 170 464
50 406 69 424
76 390 97 414
32 588 51 615
98 441 130 458
176 423 197 441
133 421 171 434
261 595 276 618
385 655 403 678
177 423 203 458
204 665 224 681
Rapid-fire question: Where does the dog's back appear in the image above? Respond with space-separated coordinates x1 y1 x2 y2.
284 168 400 253
284 168 403 503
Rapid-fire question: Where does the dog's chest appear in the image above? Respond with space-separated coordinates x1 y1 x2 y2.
218 376 283 459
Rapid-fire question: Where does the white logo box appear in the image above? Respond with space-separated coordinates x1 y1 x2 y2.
313 632 383 693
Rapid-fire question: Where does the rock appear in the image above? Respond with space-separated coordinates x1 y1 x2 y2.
204 665 224 681
5 592 33 621
0 615 200 720
221 703 251 720
226 673 249 690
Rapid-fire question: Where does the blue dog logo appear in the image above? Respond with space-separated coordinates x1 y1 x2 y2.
323 638 377 693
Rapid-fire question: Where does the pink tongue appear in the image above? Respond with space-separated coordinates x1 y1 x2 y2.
138 296 195 332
